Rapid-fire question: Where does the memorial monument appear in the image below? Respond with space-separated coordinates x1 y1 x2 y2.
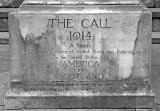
5 0 155 111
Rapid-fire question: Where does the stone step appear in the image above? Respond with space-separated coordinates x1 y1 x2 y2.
5 91 155 109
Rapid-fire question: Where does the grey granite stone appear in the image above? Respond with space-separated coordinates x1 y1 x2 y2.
142 0 155 7
155 0 160 7
5 0 154 110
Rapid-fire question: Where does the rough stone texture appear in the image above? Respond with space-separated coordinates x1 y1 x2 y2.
0 72 9 105
155 104 160 111
9 3 152 85
3 0 14 6
0 105 5 111
5 95 155 109
152 19 160 32
0 40 9 106
151 44 160 66
142 0 155 7
151 66 160 104
0 45 9 74
22 0 140 5
9 0 24 8
136 109 155 111
155 0 160 7
0 45 9 106
5 0 154 110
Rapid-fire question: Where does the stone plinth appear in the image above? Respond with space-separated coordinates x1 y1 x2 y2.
5 0 155 110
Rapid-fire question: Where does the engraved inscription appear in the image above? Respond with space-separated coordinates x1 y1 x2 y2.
20 14 147 83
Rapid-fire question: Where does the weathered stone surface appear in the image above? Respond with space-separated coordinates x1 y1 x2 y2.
0 72 9 105
136 109 155 111
142 0 155 7
5 0 154 110
152 44 160 66
0 45 9 73
155 0 160 7
0 105 5 111
22 0 140 5
152 19 160 32
9 3 152 84
151 65 160 104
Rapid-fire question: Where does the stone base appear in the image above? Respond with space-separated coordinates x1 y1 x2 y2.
5 81 155 110
5 90 155 110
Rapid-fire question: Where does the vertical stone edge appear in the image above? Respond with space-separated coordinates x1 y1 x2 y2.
141 9 156 109
8 12 25 82
140 9 152 80
144 8 156 105
4 12 24 110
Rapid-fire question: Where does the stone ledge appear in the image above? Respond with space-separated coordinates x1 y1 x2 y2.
5 91 155 110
